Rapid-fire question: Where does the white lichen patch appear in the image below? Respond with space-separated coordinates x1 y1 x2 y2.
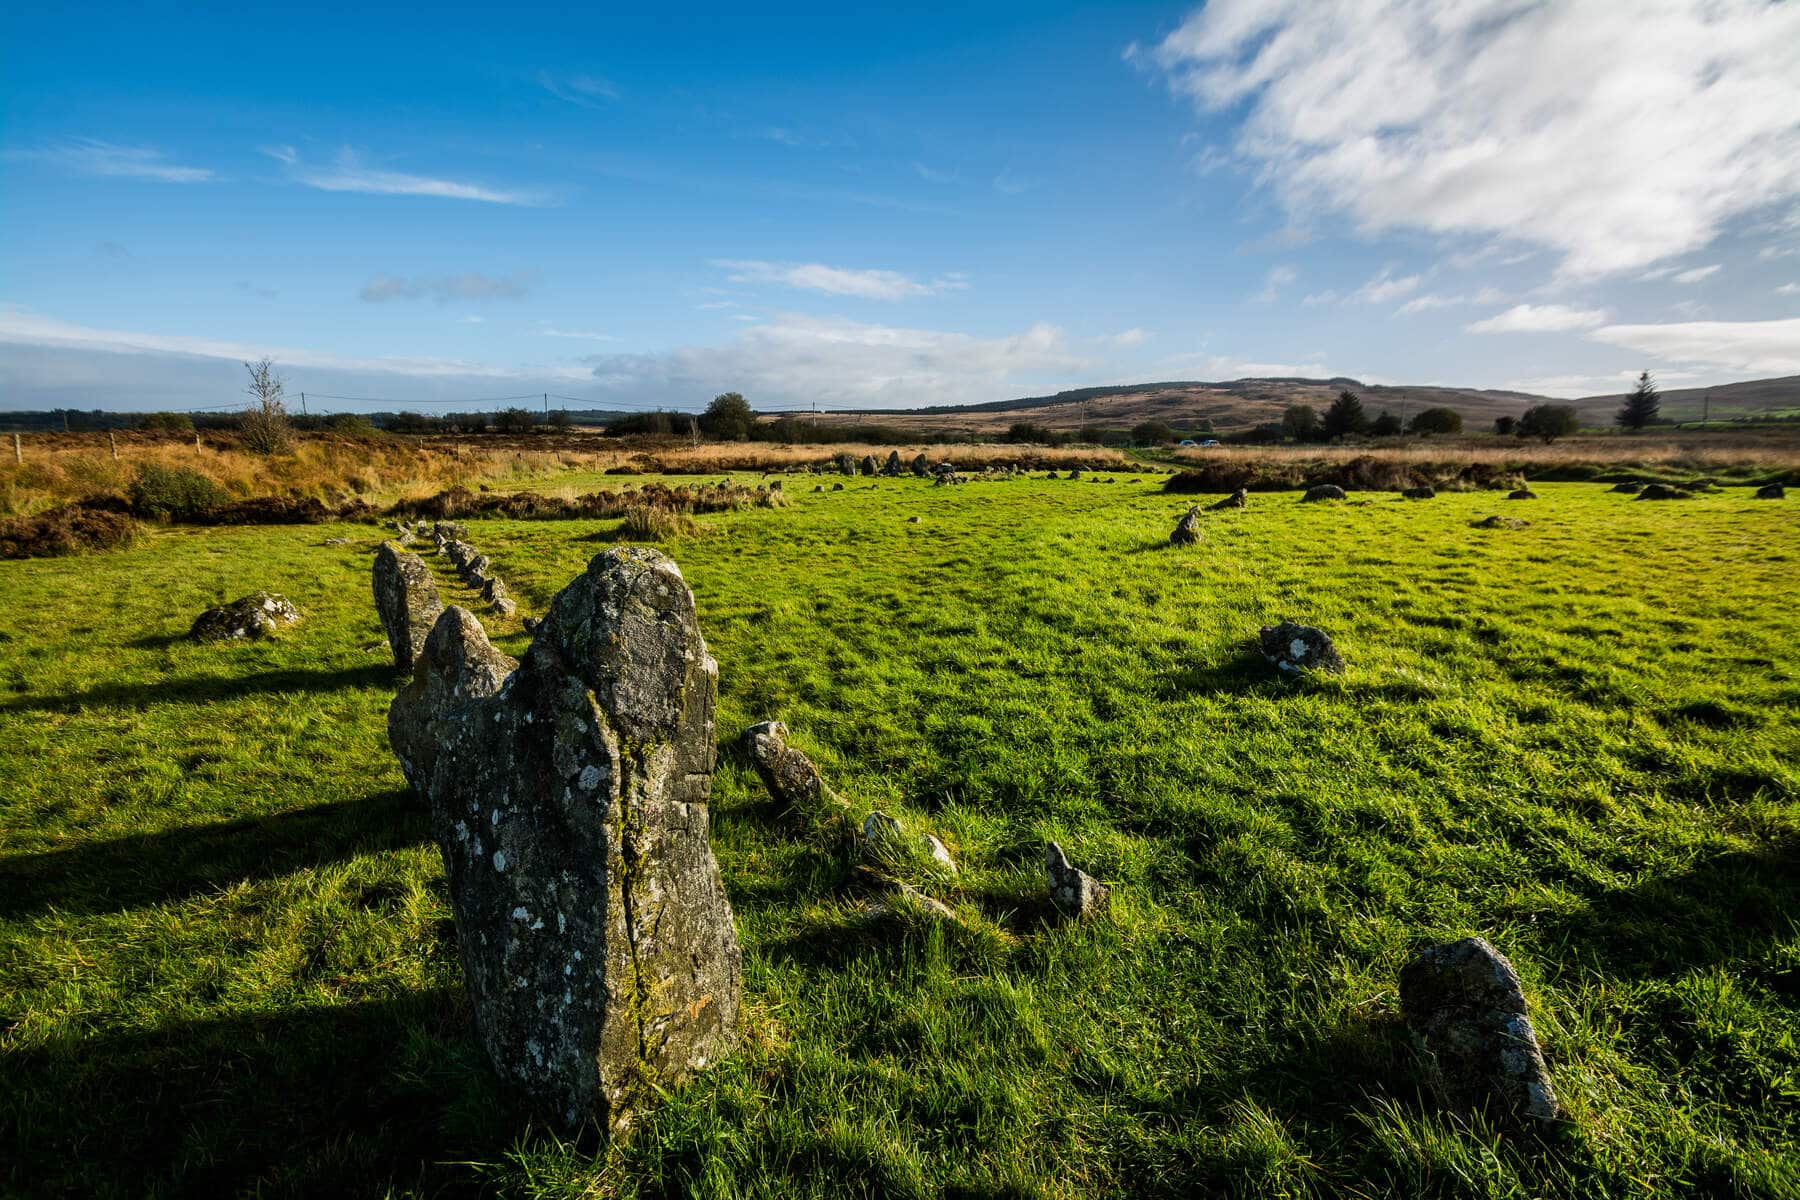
494 850 508 872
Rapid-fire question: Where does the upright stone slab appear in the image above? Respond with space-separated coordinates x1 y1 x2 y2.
741 720 841 812
373 543 443 670
1169 505 1201 545
388 549 742 1130
1400 937 1559 1128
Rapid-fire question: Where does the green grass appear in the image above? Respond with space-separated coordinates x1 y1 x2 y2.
2 479 1797 1199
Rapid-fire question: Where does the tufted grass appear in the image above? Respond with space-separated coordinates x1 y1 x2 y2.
1 478 1797 1199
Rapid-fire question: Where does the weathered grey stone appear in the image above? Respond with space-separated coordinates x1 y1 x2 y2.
189 592 301 643
388 549 742 1131
444 540 477 568
1208 488 1248 511
1402 485 1437 500
910 453 931 477
866 879 957 923
1169 505 1201 546
463 553 493 580
881 450 903 477
480 576 509 604
492 596 517 618
1302 484 1347 502
1400 937 1559 1128
1259 621 1344 673
907 515 922 524
373 543 444 670
1507 488 1537 500
1755 482 1786 499
812 484 824 493
1068 469 1082 480
1608 481 1644 494
1636 483 1691 500
832 482 845 491
921 834 957 876
863 810 903 845
323 536 352 546
1046 842 1108 918
1473 515 1528 529
860 455 879 477
741 720 842 812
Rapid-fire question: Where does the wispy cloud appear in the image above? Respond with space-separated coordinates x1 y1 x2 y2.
1252 264 1297 303
993 168 1036 196
913 162 957 184
536 70 619 107
1349 267 1421 304
1149 0 1800 277
1587 317 1800 375
1395 287 1506 316
1467 304 1609 334
1103 328 1152 348
264 146 551 206
712 259 969 301
1673 264 1721 284
360 273 532 303
1777 282 1800 296
536 325 621 342
30 139 214 183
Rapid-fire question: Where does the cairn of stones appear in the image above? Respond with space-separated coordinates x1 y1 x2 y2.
373 543 444 670
389 548 742 1130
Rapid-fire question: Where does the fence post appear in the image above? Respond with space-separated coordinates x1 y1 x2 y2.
109 431 119 459
195 431 202 456
12 432 20 464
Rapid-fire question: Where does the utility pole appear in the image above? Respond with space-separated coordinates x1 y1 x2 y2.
544 393 549 425
300 392 308 417
1701 391 1710 425
689 415 699 448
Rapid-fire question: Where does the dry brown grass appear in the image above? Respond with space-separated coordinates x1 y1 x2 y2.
639 442 1132 474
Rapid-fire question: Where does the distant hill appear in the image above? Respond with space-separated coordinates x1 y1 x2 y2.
1572 376 1800 423
819 378 1553 435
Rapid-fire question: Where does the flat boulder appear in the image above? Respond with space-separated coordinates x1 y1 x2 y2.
1402 485 1436 500
1608 481 1643 494
373 543 443 670
1507 488 1537 500
1259 621 1344 673
1302 484 1346 502
1400 937 1558 1128
388 549 742 1131
1474 515 1527 529
1636 483 1691 500
1208 488 1248 511
1046 842 1108 918
189 592 301 643
1754 482 1784 499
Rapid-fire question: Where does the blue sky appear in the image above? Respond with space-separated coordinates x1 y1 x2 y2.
2 0 1798 414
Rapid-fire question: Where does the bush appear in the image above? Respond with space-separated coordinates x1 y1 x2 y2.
1494 416 1517 436
1369 411 1403 437
239 358 294 455
618 505 697 541
701 393 754 441
0 503 139 559
494 407 537 435
127 463 229 519
326 413 379 436
1409 407 1463 436
1517 404 1581 444
136 412 195 434
1132 420 1174 445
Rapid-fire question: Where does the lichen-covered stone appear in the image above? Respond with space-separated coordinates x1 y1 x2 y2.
388 549 742 1131
881 450 903 477
1507 487 1537 500
1637 483 1692 500
1208 488 1248 511
910 453 931 477
373 543 443 670
1046 842 1108 918
1259 621 1344 673
860 455 879 477
1754 482 1785 499
1169 506 1201 546
741 720 841 812
1400 937 1559 1128
1302 484 1347 502
1474 515 1527 529
1402 485 1436 499
189 592 301 643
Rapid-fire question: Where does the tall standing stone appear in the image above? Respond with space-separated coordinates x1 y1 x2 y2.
388 549 742 1130
372 542 443 670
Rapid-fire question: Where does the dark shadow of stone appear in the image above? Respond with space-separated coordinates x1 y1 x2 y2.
0 663 398 714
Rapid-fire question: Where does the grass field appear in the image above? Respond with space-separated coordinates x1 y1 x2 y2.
2 477 1797 1198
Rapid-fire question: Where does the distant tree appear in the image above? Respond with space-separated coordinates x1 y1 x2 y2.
1408 407 1463 436
1076 423 1110 444
494 406 536 434
386 411 440 434
1322 390 1370 439
700 392 753 440
1617 370 1660 430
1369 410 1404 437
239 357 293 455
326 412 378 436
1516 403 1580 444
1494 415 1517 436
547 409 573 431
136 411 194 434
1282 404 1322 441
1131 419 1174 445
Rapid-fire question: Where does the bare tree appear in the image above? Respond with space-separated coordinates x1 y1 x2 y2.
240 357 293 454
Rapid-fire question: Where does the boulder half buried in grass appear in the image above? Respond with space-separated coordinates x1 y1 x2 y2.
1400 937 1559 1128
372 543 442 670
1259 621 1344 674
1046 842 1108 919
189 592 301 643
1302 484 1346 502
388 549 742 1132
1208 487 1248 511
741 719 843 813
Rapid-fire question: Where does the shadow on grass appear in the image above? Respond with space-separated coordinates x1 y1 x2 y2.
1547 835 1800 988
0 790 429 919
0 663 398 714
3 988 524 1199
1157 645 1306 699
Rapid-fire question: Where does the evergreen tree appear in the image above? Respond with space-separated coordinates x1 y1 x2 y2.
1322 390 1370 439
1617 371 1660 430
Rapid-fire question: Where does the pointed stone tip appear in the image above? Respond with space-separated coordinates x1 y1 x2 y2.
1046 841 1071 871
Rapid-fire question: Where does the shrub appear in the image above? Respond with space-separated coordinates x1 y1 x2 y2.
1494 416 1517 436
1409 407 1464 436
701 393 754 441
1517 404 1581 444
494 407 537 435
618 505 697 541
127 463 228 519
1369 411 1403 436
0 504 139 559
239 358 294 455
136 412 195 434
326 413 379 436
1132 420 1174 445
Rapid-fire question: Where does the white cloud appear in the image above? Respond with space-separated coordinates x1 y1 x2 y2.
1103 328 1152 348
1468 304 1609 334
1300 290 1339 307
536 70 618 107
1588 317 1800 375
1252 264 1297 303
1349 267 1421 304
993 168 1036 196
1777 282 1800 296
537 326 621 341
582 313 1090 407
360 273 531 302
263 146 549 206
1396 287 1507 316
712 259 968 300
1150 0 1800 277
1674 264 1722 284
29 139 214 183
913 162 957 184
0 306 591 381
